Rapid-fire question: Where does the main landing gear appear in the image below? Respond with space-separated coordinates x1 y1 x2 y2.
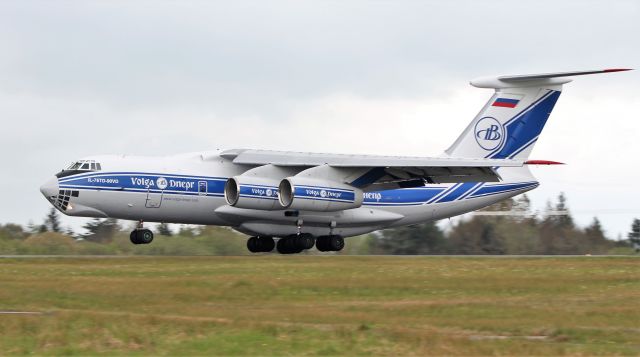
130 221 154 245
246 234 344 254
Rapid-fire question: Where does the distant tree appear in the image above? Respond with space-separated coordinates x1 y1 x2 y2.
44 208 62 233
178 225 196 237
537 193 580 254
584 217 611 254
447 217 506 254
628 218 640 251
513 194 531 213
510 194 534 223
554 192 574 229
372 221 447 254
478 222 505 254
83 218 119 243
0 224 28 240
158 223 172 236
178 225 205 238
64 226 76 238
26 220 39 234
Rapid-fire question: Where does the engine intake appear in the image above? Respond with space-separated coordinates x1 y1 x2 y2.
278 177 363 212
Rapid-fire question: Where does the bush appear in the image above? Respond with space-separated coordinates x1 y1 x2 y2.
22 232 77 255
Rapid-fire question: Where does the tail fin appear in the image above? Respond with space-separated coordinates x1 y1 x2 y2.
445 69 631 159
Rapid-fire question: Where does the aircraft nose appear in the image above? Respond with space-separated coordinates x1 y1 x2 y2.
40 177 59 199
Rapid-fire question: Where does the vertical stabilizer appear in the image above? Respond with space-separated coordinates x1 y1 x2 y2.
445 69 631 160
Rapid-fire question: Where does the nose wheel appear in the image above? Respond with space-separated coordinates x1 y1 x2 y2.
130 229 154 244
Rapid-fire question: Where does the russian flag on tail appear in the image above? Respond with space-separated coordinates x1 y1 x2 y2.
492 97 520 108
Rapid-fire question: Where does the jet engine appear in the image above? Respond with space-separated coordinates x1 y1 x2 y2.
278 177 363 212
224 176 282 210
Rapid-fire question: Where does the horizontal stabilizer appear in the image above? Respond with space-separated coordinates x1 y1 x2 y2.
498 68 632 82
471 68 632 88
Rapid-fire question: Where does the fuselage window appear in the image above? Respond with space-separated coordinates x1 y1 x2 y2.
96 163 102 171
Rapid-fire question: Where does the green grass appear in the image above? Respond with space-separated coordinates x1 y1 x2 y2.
0 256 638 355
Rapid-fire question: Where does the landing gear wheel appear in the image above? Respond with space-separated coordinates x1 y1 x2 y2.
247 236 260 253
276 238 290 254
276 237 302 254
328 235 344 251
247 236 276 253
315 236 329 251
296 234 315 250
130 229 154 244
316 235 343 252
260 236 275 252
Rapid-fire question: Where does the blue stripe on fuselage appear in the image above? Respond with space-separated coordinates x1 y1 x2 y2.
435 182 478 203
58 172 225 196
469 182 539 198
363 187 444 206
58 172 538 206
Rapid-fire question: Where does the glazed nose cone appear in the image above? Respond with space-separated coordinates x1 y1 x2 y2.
40 177 59 198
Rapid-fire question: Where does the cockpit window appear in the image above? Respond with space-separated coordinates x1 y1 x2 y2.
57 160 103 178
68 162 82 170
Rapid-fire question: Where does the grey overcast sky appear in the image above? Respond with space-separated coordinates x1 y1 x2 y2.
1 1 638 238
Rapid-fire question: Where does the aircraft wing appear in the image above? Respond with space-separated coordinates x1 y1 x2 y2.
219 149 524 188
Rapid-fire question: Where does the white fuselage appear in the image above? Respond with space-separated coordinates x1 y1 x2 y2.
42 151 538 238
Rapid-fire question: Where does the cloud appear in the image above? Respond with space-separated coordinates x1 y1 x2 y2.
1 0 638 237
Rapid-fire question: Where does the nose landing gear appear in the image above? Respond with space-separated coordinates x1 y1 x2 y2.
130 220 154 244
130 229 154 244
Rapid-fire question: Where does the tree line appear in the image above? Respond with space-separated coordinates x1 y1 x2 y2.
0 193 638 255
366 193 637 255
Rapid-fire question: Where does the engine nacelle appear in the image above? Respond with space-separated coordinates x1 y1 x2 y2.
278 177 363 212
224 176 281 210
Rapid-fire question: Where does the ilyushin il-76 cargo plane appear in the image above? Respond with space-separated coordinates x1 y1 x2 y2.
40 69 629 254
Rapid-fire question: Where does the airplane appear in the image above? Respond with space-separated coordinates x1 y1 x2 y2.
39 69 630 254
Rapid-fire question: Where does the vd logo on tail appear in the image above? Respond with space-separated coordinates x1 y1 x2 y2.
474 117 504 151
